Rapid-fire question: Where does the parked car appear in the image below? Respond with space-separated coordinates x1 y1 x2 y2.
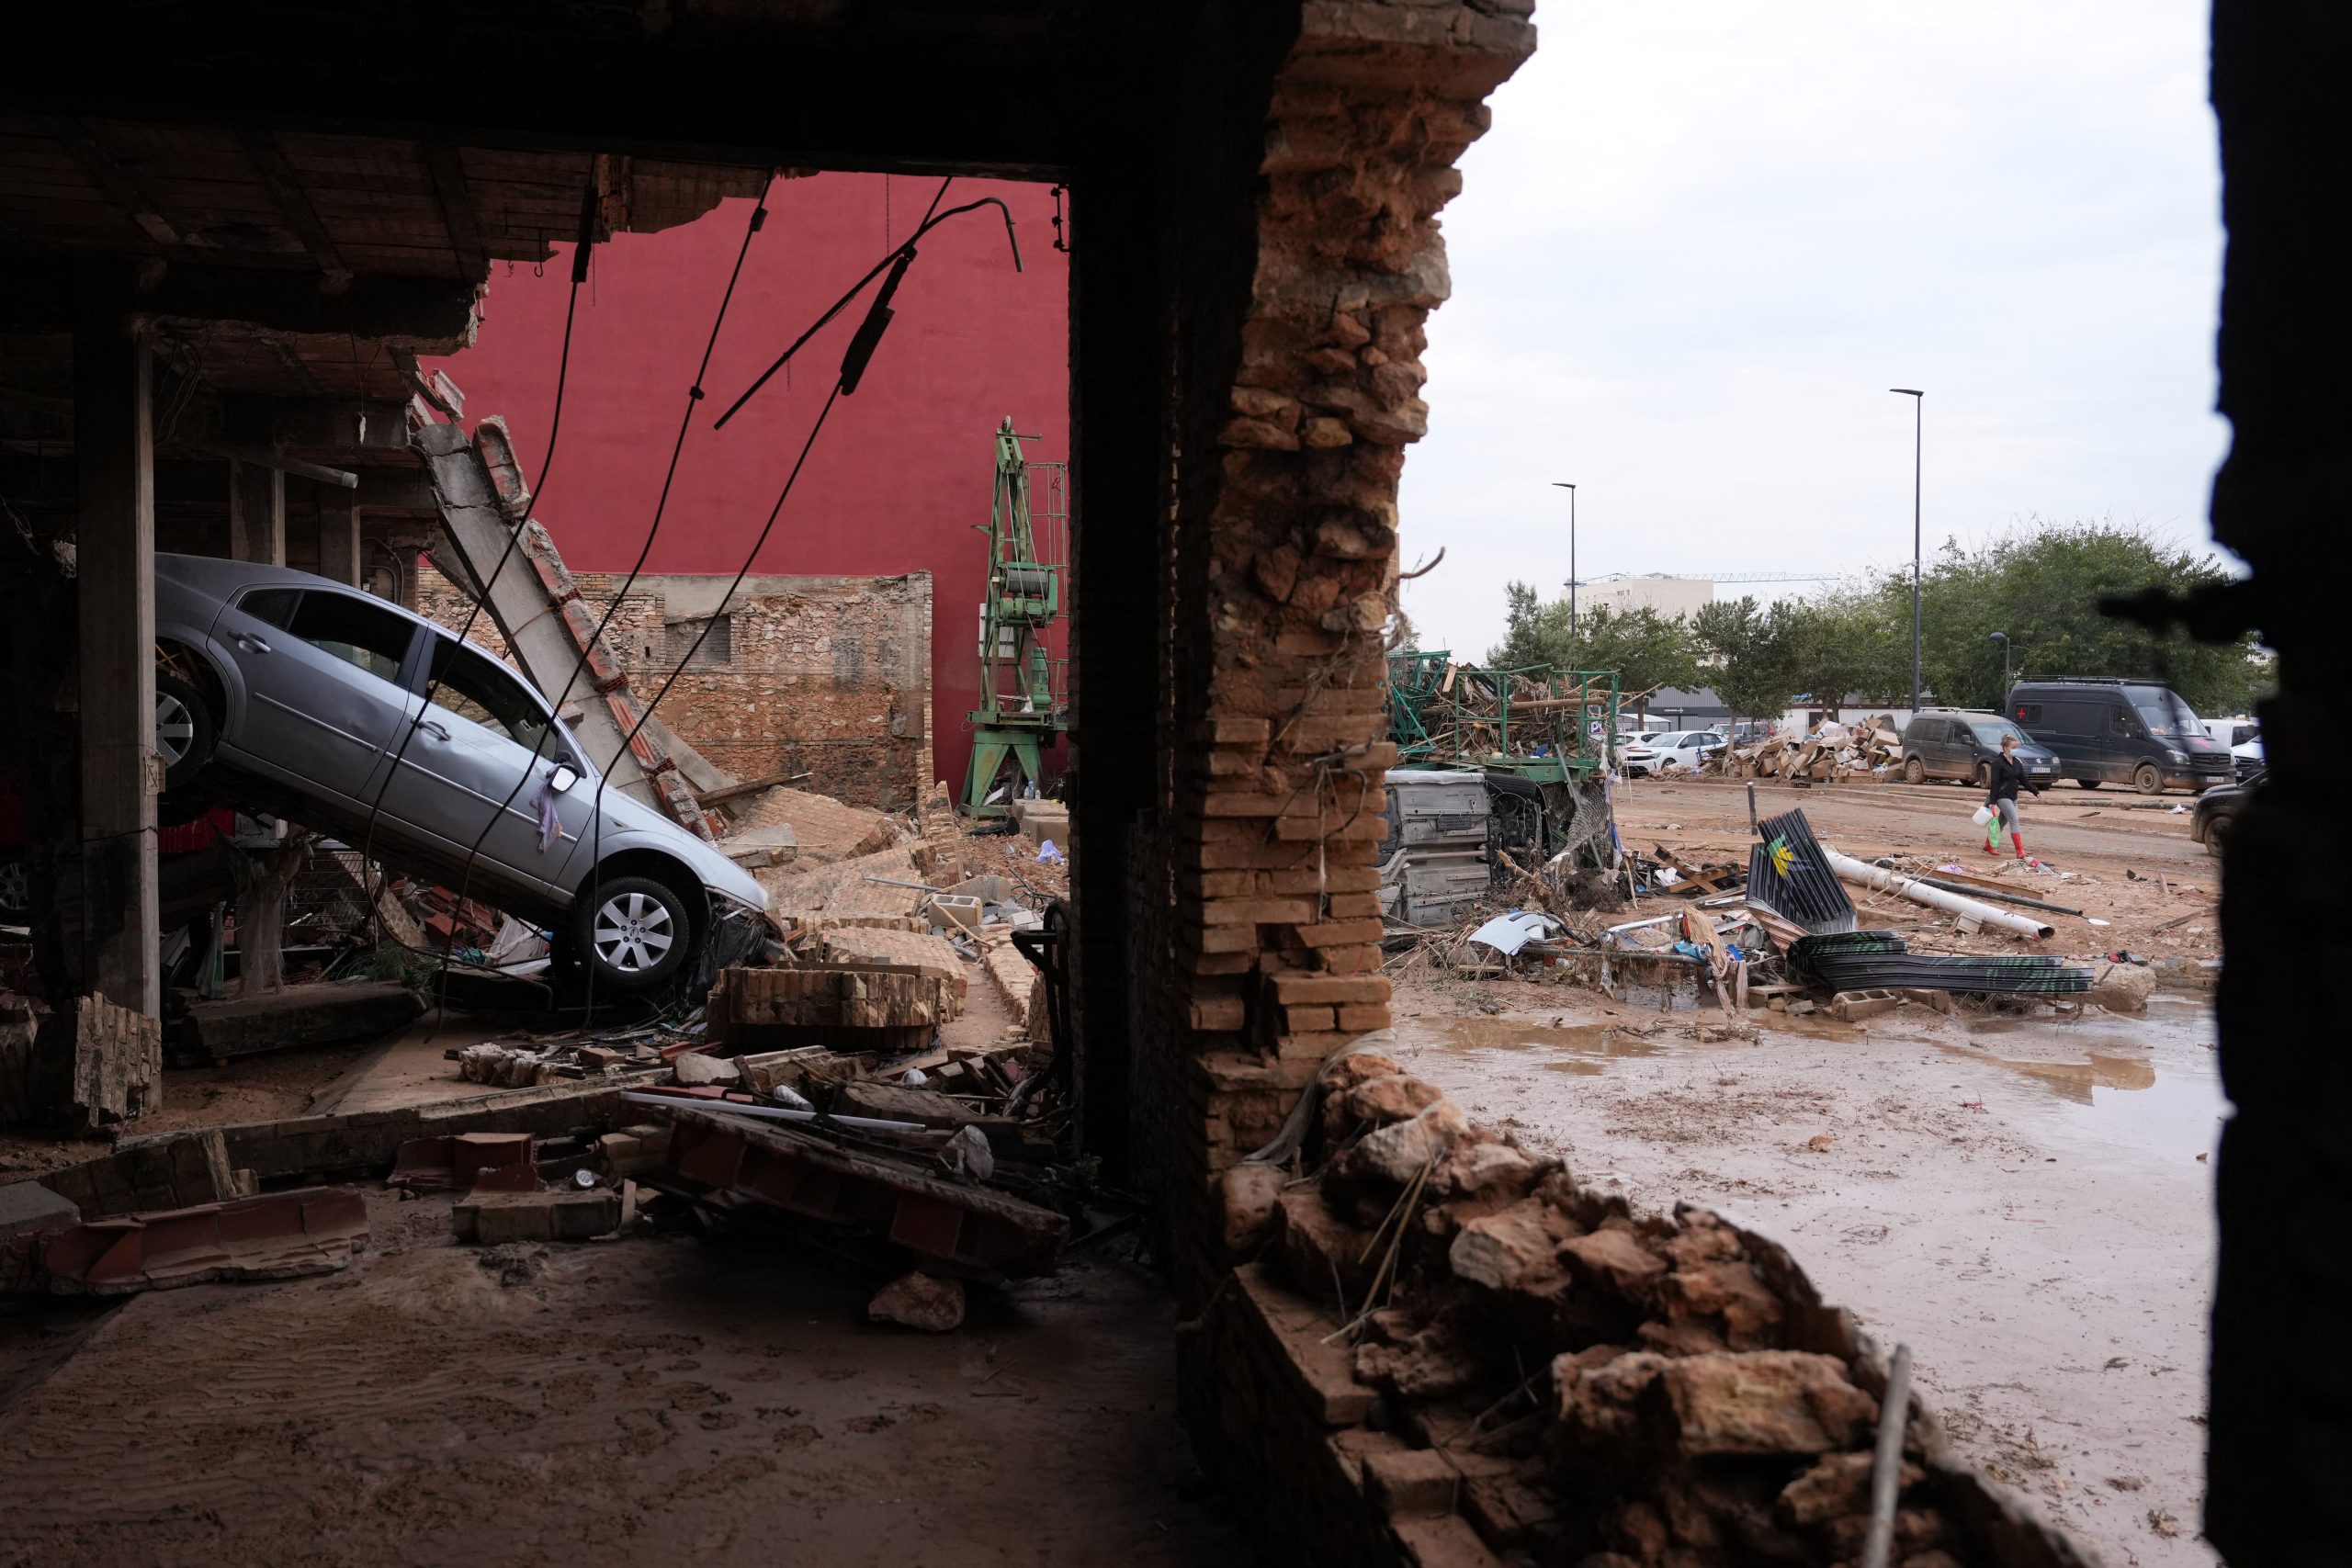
2192 769 2261 854
2202 717 2265 782
1622 729 1724 778
153 553 767 990
1897 709 2060 789
1728 719 1777 746
2005 679 2232 795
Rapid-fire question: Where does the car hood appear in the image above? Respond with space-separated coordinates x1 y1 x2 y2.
587 783 768 913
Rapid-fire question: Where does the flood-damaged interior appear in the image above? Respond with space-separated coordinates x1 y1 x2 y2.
0 3 2341 1564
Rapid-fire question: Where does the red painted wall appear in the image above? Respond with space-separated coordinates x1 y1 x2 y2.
427 174 1070 799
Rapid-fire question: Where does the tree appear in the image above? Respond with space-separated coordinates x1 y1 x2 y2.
1485 587 1701 717
1864 522 2266 716
1781 587 1907 718
1691 595 1798 728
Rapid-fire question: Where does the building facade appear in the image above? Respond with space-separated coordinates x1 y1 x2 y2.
424 173 1069 802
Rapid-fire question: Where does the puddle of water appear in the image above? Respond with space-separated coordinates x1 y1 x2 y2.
1934 1043 2154 1104
1421 1015 1758 1075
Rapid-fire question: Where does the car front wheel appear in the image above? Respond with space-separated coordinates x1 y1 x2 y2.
1903 757 1925 785
576 874 694 992
2132 762 2165 795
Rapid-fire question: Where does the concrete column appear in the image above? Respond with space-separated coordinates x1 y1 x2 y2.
227 459 285 564
73 318 160 1019
316 482 359 585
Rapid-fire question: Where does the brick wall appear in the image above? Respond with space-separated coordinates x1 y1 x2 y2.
1129 0 1532 1304
416 561 933 810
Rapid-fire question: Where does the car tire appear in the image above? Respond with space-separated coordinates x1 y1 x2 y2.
2132 762 2165 795
2075 779 2101 790
154 671 217 794
575 874 694 992
0 849 27 922
2205 815 2231 856
1974 761 1992 790
1903 757 1925 785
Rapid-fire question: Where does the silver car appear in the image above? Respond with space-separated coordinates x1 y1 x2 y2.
153 553 767 990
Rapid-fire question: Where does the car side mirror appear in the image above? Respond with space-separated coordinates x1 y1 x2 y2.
548 763 580 795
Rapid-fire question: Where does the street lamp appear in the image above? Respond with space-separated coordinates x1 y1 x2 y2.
1890 389 1924 713
1990 631 2010 699
1551 482 1577 637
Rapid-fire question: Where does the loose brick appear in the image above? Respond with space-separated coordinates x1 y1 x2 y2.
1204 897 1320 928
1266 974 1390 1006
1335 1003 1393 1032
1291 919 1388 948
1192 995 1249 1032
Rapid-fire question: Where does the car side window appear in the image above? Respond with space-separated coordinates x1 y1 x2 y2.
427 637 559 758
2015 704 2041 725
2109 708 2135 737
283 591 414 685
236 586 301 629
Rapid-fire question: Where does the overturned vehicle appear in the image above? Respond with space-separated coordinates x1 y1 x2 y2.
152 553 767 991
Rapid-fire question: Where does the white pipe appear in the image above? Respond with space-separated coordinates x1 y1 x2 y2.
1821 847 2053 939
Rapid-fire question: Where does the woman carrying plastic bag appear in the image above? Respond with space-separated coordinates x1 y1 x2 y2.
1978 732 2042 859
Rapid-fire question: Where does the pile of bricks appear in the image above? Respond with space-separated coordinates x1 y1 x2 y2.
707 964 957 1054
1191 1051 2092 1568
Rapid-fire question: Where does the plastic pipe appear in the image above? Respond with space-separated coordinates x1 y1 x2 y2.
1822 847 2053 939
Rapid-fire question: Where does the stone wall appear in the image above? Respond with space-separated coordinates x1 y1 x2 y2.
416 561 933 810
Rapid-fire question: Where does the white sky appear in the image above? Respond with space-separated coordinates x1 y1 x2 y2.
1396 0 2229 660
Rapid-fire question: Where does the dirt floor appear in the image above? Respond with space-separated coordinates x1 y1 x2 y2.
0 1190 1232 1568
1385 773 2228 1568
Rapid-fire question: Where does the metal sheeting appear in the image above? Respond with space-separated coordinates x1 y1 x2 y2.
1745 808 1857 935
1792 931 2095 997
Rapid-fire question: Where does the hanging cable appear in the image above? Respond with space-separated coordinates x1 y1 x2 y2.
411 176 778 1026
356 168 597 956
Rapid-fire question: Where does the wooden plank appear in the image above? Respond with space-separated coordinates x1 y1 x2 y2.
234 129 351 289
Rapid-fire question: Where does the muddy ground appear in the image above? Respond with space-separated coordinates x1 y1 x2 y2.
0 1192 1232 1568
1386 774 2227 1568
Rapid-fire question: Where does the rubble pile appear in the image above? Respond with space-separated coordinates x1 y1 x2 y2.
1702 718 1903 784
1211 1048 2093 1567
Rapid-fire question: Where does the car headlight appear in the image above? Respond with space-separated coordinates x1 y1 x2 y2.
2166 749 2188 764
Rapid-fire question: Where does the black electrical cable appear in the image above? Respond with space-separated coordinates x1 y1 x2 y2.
422 179 1015 1019
414 175 779 1026
712 194 1021 429
356 171 596 952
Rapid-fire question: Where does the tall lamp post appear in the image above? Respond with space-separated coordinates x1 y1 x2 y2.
1890 389 1924 712
1990 631 2010 700
1551 481 1577 637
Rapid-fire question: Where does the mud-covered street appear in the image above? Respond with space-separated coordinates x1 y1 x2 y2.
1385 773 2227 1567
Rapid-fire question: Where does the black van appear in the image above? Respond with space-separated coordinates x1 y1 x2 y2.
2005 679 2232 794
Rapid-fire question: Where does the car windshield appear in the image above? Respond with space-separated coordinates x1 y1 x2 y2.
1968 717 2027 746
2130 688 2201 738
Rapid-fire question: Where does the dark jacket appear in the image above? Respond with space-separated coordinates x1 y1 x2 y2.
1985 751 2038 805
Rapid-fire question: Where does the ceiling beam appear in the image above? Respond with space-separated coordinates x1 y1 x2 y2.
419 142 490 282
43 117 180 249
0 261 481 344
234 129 353 293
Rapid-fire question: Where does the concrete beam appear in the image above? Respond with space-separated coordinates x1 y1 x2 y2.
73 314 160 1019
228 458 285 565
316 481 359 586
0 262 481 345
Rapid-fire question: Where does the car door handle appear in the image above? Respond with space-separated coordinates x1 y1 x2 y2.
234 632 271 654
415 718 450 742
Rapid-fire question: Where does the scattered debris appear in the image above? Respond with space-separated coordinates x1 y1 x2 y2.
2 1187 368 1295
869 1269 967 1331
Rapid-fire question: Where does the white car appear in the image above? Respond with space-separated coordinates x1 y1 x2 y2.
1622 730 1724 778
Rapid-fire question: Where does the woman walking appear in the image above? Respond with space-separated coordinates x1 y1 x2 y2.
1983 731 2041 859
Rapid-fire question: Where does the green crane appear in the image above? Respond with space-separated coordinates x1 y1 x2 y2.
962 417 1069 817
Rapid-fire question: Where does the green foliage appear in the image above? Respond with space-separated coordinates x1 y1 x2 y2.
1482 522 2266 726
1487 588 1701 699
1691 596 1798 725
1860 522 2266 715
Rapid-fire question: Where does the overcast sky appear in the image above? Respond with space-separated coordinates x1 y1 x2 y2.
1396 0 2228 660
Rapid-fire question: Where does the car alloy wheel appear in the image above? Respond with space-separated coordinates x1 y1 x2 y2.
594 890 675 976
576 873 694 992
155 689 196 771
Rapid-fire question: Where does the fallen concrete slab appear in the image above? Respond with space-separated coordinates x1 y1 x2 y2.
1 1186 368 1295
167 980 424 1066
